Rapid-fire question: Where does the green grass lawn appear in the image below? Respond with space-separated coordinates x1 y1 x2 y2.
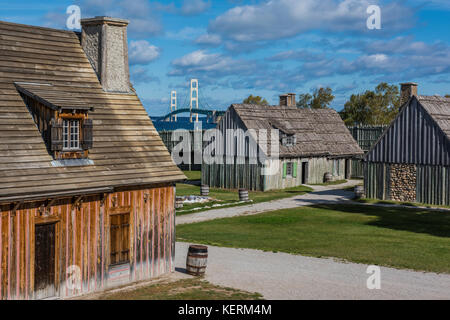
183 170 202 181
176 183 313 215
177 204 450 274
89 278 262 300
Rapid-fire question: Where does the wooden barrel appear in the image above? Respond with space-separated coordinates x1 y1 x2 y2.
324 172 333 183
355 186 365 199
239 189 249 202
200 185 210 196
186 245 208 276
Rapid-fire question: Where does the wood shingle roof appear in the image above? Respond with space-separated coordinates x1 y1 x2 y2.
231 104 364 158
0 20 185 202
418 95 450 140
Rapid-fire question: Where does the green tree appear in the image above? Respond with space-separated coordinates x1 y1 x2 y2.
339 82 401 126
243 95 269 105
297 87 334 109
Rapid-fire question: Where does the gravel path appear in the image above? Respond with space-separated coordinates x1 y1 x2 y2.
175 242 450 300
176 180 361 225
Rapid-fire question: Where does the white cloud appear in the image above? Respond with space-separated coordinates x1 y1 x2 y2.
129 40 161 65
166 27 205 41
130 66 160 84
195 33 222 46
74 0 163 38
181 0 211 16
209 0 414 42
169 50 259 77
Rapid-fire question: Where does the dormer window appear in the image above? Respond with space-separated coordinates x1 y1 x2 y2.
15 82 94 161
269 119 296 147
285 135 296 147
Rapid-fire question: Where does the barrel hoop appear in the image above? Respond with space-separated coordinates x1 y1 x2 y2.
187 254 208 259
186 264 207 270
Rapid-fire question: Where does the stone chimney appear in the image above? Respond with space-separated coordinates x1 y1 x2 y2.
81 17 131 93
279 93 296 107
400 82 418 106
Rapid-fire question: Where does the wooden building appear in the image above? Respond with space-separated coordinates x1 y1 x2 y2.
202 95 363 191
0 18 185 300
365 83 450 206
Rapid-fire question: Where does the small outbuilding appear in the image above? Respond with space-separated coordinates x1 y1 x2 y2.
202 95 364 191
364 83 450 206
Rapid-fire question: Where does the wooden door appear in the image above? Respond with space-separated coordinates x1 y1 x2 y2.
302 162 309 184
110 213 130 266
34 223 56 299
345 159 351 180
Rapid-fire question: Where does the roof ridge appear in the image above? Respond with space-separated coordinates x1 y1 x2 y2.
0 19 76 35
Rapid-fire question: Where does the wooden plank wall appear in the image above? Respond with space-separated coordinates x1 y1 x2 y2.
365 162 450 206
416 165 450 206
0 184 175 300
366 99 450 166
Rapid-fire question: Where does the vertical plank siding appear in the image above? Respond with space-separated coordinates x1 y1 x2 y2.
347 125 388 178
365 162 450 206
416 165 450 206
0 184 175 300
366 99 450 166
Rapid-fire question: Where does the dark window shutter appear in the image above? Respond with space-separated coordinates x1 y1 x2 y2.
82 119 93 150
51 118 63 151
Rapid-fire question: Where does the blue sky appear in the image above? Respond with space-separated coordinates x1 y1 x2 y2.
1 0 449 116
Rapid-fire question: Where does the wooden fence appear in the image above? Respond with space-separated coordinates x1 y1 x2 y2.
159 130 203 171
347 125 388 178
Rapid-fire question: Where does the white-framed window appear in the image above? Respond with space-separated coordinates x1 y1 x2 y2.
285 135 295 146
63 119 80 150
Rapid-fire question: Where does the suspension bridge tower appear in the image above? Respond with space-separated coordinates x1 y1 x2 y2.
189 79 199 123
170 90 177 122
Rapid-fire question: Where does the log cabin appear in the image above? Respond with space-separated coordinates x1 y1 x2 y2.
0 17 185 300
202 94 364 191
364 83 450 206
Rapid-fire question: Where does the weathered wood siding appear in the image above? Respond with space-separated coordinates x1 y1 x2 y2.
366 99 450 166
202 107 264 190
202 162 265 191
264 157 346 190
364 162 391 200
0 184 175 300
364 162 450 206
348 125 387 178
416 165 450 206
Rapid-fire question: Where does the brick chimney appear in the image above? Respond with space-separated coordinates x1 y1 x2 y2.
279 93 296 107
81 17 131 93
400 82 418 106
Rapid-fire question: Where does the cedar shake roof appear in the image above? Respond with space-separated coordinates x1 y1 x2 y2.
0 20 185 202
417 95 450 140
231 104 364 158
15 82 94 111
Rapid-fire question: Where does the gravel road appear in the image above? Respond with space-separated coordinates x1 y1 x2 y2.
175 242 450 300
176 180 361 225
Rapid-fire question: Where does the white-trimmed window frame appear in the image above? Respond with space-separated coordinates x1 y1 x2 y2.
63 119 81 151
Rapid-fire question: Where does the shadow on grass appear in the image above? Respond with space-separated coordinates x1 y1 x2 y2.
312 204 450 238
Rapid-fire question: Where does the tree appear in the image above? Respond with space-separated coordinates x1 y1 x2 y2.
339 82 401 126
445 94 450 98
297 87 334 109
243 95 269 105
